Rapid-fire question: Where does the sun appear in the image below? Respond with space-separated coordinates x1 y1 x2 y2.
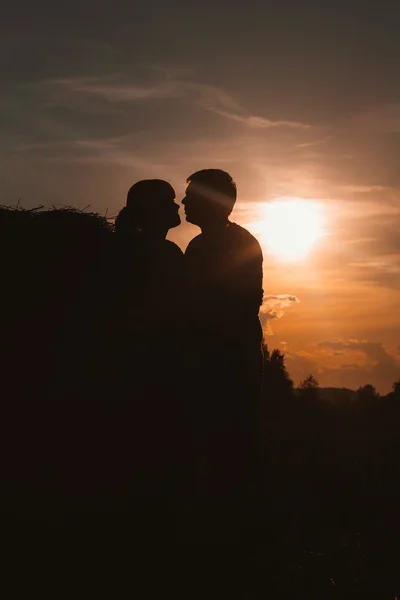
261 198 325 261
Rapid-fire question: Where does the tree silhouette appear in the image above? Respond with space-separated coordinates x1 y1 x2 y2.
262 345 294 401
296 375 320 419
385 380 400 411
357 384 379 403
298 373 319 399
392 380 400 396
299 374 319 390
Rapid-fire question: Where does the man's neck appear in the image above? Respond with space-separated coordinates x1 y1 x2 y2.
200 218 230 238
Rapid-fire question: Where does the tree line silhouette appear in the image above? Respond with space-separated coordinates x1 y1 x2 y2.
1 204 400 596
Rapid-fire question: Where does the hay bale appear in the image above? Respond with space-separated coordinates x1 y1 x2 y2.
1 204 116 413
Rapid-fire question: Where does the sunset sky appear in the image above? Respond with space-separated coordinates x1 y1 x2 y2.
2 1 400 392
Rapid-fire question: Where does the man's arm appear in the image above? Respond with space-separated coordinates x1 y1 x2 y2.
232 237 264 316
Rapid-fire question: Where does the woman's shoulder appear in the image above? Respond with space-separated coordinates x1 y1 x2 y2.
163 239 184 258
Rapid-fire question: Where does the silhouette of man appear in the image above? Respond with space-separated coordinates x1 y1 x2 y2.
182 169 263 527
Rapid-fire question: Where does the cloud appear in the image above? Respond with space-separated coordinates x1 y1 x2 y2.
316 339 400 392
10 135 169 172
296 136 332 148
211 109 311 130
260 294 300 335
50 77 239 110
348 258 400 290
12 137 126 154
285 339 400 394
319 339 396 364
46 74 311 131
338 184 390 194
262 294 299 316
307 188 400 290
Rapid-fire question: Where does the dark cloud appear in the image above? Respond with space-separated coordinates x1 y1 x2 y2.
286 338 400 394
316 339 400 393
319 339 393 360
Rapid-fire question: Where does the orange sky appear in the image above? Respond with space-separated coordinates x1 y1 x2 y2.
169 172 400 394
2 2 400 392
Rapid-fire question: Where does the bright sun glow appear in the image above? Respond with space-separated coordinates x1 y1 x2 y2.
262 198 325 261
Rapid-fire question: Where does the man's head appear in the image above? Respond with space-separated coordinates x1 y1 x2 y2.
182 169 237 228
116 179 180 239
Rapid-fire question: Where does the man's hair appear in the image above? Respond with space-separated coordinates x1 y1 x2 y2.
186 169 237 213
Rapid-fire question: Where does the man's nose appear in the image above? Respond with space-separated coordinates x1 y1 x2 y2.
181 196 186 206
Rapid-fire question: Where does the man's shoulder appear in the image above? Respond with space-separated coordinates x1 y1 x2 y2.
185 225 263 259
229 222 263 257
164 239 184 256
185 234 203 254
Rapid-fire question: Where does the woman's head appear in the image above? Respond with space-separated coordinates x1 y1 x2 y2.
115 179 180 239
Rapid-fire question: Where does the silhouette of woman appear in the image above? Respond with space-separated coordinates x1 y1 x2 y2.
115 179 181 243
58 180 185 520
112 180 186 524
114 179 183 377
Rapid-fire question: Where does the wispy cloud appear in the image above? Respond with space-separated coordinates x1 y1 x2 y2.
296 135 332 148
319 338 393 360
211 109 311 130
47 76 239 109
339 184 390 194
317 339 400 388
12 136 126 153
46 74 311 130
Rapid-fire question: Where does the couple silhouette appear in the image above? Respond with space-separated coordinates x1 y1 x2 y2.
110 169 264 524
1 169 264 535
115 169 263 368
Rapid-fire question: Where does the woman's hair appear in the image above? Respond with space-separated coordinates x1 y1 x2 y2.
114 206 134 237
126 179 175 214
115 179 175 236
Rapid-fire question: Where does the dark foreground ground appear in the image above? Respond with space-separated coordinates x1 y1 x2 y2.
2 493 399 599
